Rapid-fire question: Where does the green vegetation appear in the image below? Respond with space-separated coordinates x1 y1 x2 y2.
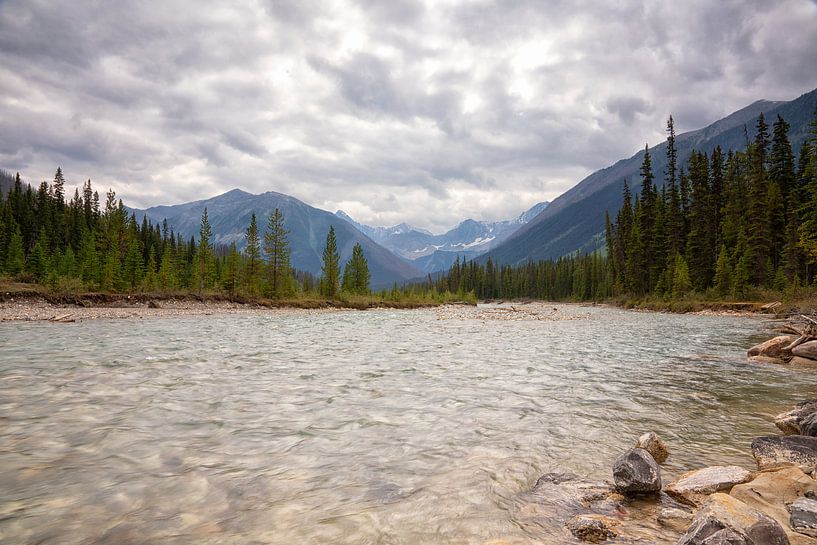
425 107 817 309
0 173 472 307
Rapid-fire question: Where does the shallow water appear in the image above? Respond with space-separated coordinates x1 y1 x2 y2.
0 304 814 544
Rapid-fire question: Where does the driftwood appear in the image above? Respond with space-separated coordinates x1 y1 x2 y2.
780 315 817 358
49 313 75 323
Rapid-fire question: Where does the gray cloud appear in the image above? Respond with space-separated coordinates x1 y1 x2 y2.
1 0 816 233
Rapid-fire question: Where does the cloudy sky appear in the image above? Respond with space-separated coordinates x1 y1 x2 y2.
2 1 817 232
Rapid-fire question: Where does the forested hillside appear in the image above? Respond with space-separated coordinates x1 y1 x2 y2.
427 108 817 302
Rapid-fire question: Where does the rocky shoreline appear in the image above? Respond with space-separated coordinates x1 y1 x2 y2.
522 407 817 544
515 315 817 544
747 315 817 368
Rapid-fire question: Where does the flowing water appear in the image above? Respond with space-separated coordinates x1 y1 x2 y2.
1 304 815 544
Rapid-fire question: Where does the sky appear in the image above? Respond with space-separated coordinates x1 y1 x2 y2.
2 1 817 233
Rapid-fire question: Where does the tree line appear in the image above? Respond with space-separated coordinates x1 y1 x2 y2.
606 110 817 298
425 108 817 301
0 171 372 299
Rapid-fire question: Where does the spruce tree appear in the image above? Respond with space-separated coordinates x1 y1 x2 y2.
341 242 370 295
320 225 340 297
5 224 24 276
264 208 294 298
244 213 262 295
193 208 214 293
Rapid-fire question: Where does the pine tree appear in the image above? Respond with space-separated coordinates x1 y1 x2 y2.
263 208 294 298
243 213 262 296
342 242 370 295
222 242 241 296
320 225 340 297
5 224 24 276
193 208 214 293
713 245 731 296
141 246 158 291
157 244 178 291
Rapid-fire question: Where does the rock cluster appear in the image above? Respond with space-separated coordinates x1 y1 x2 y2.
747 315 817 366
552 413 817 544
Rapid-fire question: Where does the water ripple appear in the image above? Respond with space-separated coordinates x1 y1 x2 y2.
0 306 814 544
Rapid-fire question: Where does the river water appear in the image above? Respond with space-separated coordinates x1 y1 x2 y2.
1 304 814 544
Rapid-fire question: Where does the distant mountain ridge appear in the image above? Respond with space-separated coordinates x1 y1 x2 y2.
131 188 423 288
335 201 548 273
483 88 817 266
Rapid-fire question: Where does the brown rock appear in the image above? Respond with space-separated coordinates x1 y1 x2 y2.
677 493 789 545
793 341 817 361
635 431 669 464
747 335 794 358
665 466 753 507
791 356 817 368
730 466 817 545
565 514 618 542
748 355 787 365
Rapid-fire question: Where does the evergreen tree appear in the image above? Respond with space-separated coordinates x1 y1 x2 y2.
193 208 214 292
341 242 370 295
263 208 294 298
243 213 262 295
320 225 340 297
713 245 732 296
5 224 25 276
222 242 241 296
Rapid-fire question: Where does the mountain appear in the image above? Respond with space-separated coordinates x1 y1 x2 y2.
0 169 16 195
131 189 424 288
336 200 549 272
484 88 817 266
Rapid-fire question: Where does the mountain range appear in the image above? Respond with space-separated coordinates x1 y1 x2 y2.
8 87 817 288
131 189 424 288
335 201 548 273
482 88 817 266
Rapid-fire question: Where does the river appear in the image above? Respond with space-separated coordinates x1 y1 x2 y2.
0 304 813 544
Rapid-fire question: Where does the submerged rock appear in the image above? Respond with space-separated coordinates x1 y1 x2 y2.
636 431 669 464
665 466 753 507
565 514 618 543
790 497 817 538
793 341 817 361
612 448 661 494
751 436 817 473
775 401 817 435
747 336 794 358
657 507 694 532
748 355 787 365
677 493 790 545
730 466 817 545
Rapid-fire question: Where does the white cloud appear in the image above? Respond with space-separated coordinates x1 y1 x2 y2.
0 0 816 233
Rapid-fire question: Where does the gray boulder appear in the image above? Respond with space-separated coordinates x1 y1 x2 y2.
751 436 817 473
612 448 661 494
793 341 817 361
636 431 669 463
677 493 790 545
775 401 817 435
790 497 817 538
664 466 753 507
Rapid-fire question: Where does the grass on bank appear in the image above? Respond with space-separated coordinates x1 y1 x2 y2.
0 278 478 310
605 284 817 314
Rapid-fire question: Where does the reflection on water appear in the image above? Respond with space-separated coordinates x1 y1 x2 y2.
0 304 813 544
